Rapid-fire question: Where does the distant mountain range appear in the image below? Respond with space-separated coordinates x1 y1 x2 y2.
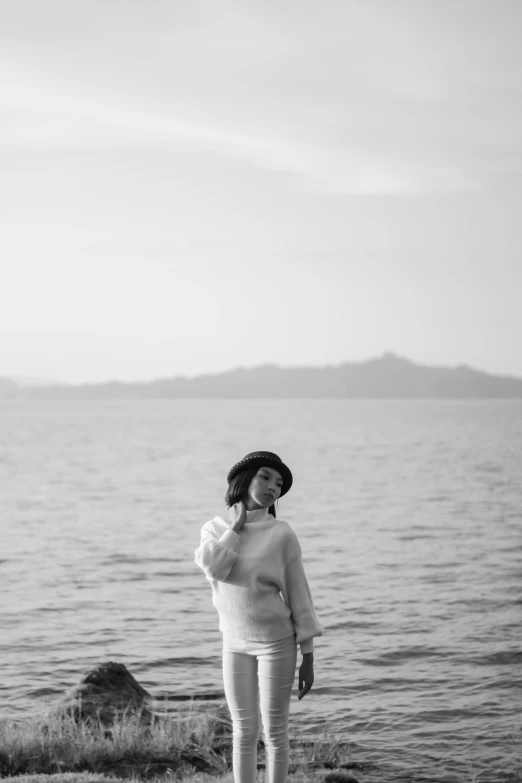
2 353 522 399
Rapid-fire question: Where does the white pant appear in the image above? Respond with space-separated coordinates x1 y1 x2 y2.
222 633 297 783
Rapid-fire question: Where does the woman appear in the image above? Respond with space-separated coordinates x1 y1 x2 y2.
194 450 323 783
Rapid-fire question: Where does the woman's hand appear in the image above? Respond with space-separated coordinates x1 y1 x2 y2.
298 654 314 700
228 500 246 531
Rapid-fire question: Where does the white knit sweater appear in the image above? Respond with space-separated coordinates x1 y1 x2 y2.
194 507 323 655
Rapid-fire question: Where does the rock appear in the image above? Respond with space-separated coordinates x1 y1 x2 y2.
57 661 154 726
324 773 359 783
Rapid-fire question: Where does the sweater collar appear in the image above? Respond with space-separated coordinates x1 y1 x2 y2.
244 507 272 525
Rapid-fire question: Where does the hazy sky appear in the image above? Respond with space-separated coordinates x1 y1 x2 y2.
1 0 521 383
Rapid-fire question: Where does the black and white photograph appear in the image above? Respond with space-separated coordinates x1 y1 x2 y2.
1 2 521 782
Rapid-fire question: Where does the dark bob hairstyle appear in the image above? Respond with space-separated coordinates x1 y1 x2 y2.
225 467 277 518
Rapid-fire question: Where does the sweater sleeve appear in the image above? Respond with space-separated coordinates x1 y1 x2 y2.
280 547 323 655
194 524 240 582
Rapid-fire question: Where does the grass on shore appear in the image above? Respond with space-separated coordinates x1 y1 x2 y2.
2 705 520 783
0 701 354 783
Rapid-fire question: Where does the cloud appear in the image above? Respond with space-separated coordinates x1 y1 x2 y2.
1 73 478 196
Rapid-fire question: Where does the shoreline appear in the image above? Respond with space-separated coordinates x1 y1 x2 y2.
0 704 359 783
1 703 519 783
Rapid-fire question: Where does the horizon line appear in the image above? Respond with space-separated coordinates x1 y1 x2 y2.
4 352 522 388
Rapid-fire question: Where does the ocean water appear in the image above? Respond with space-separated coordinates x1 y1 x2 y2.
1 399 520 782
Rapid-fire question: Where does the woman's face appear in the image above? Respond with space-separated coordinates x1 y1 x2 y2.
246 466 283 510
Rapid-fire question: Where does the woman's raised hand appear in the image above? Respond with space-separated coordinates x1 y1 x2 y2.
228 500 247 531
